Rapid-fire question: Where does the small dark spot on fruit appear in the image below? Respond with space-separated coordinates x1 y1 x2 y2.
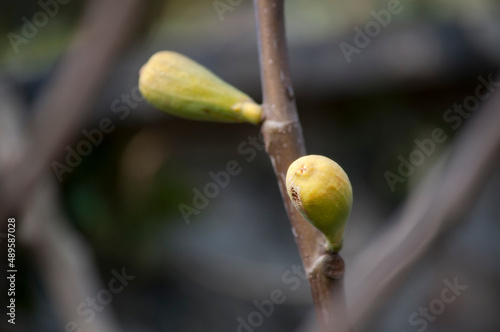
290 186 303 209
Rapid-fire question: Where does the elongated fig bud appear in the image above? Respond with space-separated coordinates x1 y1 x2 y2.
286 155 353 252
139 51 262 124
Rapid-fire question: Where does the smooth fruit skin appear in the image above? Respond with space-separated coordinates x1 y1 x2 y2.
139 51 262 124
286 155 353 252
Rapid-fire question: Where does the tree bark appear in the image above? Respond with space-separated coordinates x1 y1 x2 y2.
253 1 350 331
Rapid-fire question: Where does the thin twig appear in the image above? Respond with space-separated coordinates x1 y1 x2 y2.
347 78 500 329
253 1 351 330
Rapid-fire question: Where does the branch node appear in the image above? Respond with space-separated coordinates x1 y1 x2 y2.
322 251 345 280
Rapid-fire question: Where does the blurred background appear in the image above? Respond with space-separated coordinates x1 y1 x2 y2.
1 0 499 331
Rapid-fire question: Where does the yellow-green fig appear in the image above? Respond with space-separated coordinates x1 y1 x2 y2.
139 51 262 124
286 155 353 252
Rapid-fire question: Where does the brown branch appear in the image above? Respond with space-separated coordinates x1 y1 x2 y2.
346 77 500 329
253 1 350 331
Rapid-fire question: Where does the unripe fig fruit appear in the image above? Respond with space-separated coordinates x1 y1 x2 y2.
286 155 353 252
139 51 262 124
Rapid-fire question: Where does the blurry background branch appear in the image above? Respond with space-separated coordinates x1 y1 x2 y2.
0 0 152 331
346 73 500 329
0 0 147 222
0 81 121 332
